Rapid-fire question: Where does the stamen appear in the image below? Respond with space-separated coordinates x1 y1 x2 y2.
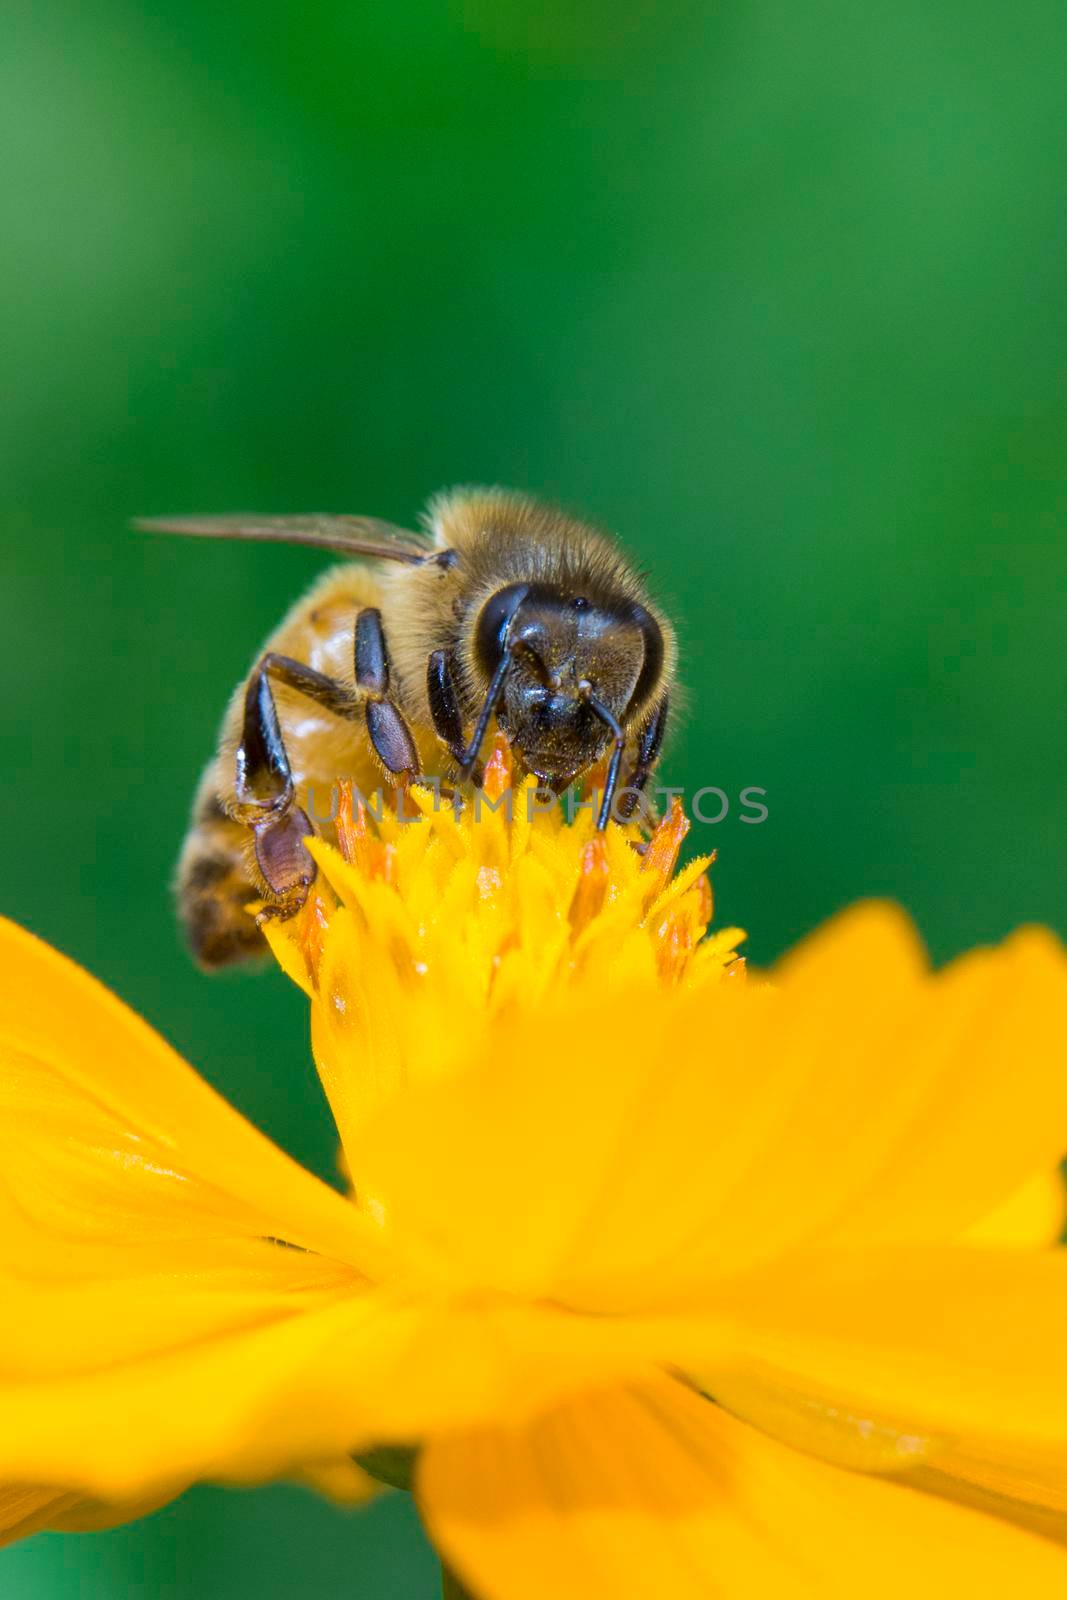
641 798 690 902
569 837 610 935
481 733 513 802
336 781 395 884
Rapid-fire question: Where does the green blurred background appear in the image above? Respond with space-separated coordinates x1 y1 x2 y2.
2 0 1065 1592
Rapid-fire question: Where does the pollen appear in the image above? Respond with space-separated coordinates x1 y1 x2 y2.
270 735 740 997
261 734 744 1135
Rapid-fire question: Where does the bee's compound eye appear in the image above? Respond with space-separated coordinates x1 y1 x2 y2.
473 583 531 672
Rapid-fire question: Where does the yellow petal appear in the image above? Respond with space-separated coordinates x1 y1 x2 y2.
347 908 1067 1305
967 1169 1066 1247
0 1244 358 1379
693 1244 1067 1519
0 917 396 1529
784 911 1067 1250
903 1443 1067 1547
0 1288 668 1504
677 907 1067 1276
419 1377 1067 1600
0 916 376 1277
294 1457 380 1505
0 1484 175 1547
774 895 929 989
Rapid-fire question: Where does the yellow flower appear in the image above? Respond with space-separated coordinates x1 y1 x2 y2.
2 738 1067 1595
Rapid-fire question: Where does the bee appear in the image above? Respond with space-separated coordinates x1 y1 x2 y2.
137 488 675 968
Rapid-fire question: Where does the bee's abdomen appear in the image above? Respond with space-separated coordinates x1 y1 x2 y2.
176 771 266 969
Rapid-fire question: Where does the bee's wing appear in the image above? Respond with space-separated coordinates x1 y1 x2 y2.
133 513 440 565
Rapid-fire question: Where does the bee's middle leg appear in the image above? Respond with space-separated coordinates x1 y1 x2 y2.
235 653 356 913
354 608 419 778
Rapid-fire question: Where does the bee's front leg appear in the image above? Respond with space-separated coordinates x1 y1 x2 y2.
616 693 670 823
426 648 469 769
234 653 356 915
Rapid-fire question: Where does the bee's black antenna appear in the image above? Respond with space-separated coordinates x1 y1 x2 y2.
582 688 625 830
459 650 513 780
459 588 534 779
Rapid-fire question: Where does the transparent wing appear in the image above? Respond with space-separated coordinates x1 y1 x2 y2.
133 513 439 565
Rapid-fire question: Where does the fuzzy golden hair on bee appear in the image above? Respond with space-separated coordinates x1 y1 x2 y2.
139 487 678 968
422 486 668 613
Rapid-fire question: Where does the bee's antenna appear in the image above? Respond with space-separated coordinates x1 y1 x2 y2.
460 588 533 779
459 651 512 780
581 687 625 830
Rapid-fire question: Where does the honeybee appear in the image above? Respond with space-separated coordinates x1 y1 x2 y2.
138 488 676 968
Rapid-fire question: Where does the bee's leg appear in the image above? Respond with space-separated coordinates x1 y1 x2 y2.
426 648 468 767
616 694 670 823
354 608 419 777
580 686 626 831
235 653 357 914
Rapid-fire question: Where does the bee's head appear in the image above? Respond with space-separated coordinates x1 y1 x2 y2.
472 581 664 784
